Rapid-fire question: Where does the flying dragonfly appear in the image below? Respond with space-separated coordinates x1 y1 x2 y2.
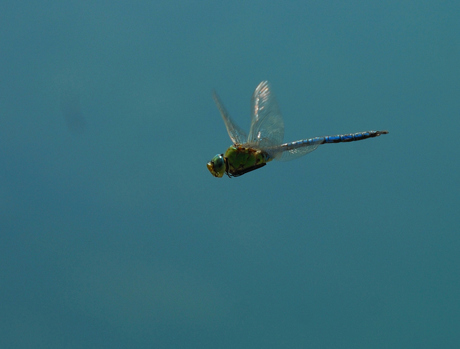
207 81 388 178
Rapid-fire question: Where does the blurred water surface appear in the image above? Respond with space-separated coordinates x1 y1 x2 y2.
1 1 459 348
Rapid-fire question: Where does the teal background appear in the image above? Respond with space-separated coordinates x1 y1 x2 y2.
1 1 459 348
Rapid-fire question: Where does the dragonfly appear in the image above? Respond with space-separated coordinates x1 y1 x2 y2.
207 81 388 178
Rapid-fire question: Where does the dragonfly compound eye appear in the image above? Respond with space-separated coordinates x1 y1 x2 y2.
207 154 225 177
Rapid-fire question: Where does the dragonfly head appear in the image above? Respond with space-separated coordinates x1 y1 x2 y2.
207 154 226 177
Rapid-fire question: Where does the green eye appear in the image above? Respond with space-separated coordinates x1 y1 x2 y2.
207 154 225 177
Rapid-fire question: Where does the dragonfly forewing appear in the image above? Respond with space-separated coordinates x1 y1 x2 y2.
212 90 247 145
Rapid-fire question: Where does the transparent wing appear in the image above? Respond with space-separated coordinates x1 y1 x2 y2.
272 143 320 161
247 81 284 149
213 90 247 145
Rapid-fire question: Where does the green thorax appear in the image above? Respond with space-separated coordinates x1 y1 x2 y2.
224 145 270 177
